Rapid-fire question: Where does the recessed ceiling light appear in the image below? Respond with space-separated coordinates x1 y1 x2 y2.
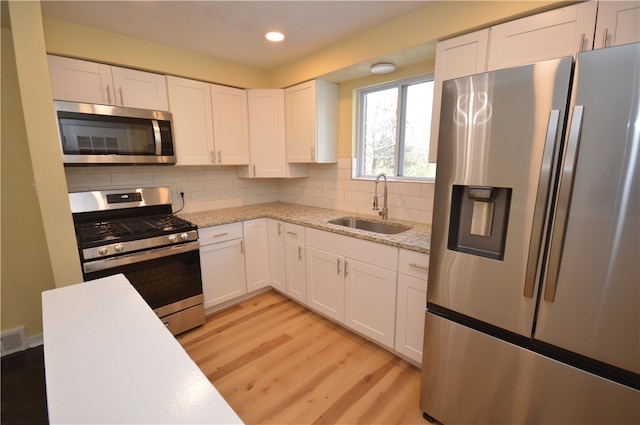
370 62 396 74
266 32 285 42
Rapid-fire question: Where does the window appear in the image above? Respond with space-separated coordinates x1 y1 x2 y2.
356 75 436 180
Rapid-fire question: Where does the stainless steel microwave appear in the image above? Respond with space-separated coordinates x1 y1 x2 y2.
54 101 176 165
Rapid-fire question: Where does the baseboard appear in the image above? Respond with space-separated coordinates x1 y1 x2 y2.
28 333 44 348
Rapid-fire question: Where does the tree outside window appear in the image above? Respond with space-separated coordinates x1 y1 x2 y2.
357 75 436 180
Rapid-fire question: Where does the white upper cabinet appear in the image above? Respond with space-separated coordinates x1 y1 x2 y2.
47 55 168 111
210 84 250 165
428 29 490 162
167 76 249 166
594 1 640 48
285 79 338 164
430 0 637 163
486 1 598 71
166 76 214 165
238 89 308 178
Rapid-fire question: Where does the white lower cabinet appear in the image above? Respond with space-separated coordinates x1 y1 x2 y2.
284 223 306 304
243 219 270 293
266 219 286 293
306 246 345 322
199 223 246 309
305 228 398 348
345 259 397 348
395 249 429 365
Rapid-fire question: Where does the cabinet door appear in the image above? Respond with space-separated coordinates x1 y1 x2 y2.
306 247 345 322
110 66 169 110
429 29 489 163
285 241 306 304
210 84 249 165
267 220 286 293
395 273 427 365
487 1 598 71
199 238 246 308
285 80 338 164
285 81 316 163
243 219 270 292
167 76 215 166
247 89 287 177
594 1 640 49
345 259 397 348
47 55 113 104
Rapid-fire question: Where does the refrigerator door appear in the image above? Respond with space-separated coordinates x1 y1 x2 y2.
428 57 572 336
536 43 640 375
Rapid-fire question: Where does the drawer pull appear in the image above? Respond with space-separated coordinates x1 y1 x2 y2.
409 263 429 271
213 232 229 238
287 231 298 236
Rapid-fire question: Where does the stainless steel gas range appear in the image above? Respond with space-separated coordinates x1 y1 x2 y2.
69 187 204 335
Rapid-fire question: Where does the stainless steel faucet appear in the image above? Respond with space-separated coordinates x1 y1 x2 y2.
373 173 388 220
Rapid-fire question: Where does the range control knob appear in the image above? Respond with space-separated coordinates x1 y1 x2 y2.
98 247 109 256
180 232 189 241
168 234 178 243
114 243 125 253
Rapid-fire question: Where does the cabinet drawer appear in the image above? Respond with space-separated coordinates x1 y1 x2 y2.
306 228 397 271
398 249 429 280
198 222 243 245
284 223 305 244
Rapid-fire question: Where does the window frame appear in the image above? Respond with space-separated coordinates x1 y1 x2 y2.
355 73 435 182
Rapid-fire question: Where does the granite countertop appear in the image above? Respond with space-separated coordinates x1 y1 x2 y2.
178 202 431 254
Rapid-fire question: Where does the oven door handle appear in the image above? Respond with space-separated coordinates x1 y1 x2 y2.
83 241 200 274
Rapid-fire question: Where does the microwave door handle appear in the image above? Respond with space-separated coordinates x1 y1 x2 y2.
152 120 162 155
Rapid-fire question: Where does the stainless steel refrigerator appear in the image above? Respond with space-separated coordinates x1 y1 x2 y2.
420 42 639 424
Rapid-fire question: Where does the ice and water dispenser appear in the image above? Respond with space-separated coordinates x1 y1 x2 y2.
447 185 512 260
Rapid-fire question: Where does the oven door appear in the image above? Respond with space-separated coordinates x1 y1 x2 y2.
83 241 203 315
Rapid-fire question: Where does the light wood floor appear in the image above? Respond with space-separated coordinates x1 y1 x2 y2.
177 290 427 425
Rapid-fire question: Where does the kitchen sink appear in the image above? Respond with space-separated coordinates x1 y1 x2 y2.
328 217 411 235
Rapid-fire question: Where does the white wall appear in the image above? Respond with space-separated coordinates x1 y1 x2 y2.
65 158 435 223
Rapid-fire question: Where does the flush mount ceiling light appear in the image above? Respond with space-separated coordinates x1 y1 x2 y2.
265 31 285 42
370 62 396 74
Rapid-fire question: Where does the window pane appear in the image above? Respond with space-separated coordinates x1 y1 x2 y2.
401 81 434 177
362 87 397 176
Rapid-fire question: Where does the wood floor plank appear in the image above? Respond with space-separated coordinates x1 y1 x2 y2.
178 290 426 425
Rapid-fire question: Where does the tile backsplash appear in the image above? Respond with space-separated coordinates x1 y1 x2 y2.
65 158 434 223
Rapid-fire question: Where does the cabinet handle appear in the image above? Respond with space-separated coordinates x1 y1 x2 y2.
217 150 222 163
298 246 302 261
119 87 124 106
210 150 215 163
409 263 429 271
287 231 298 236
337 258 341 275
277 222 282 236
602 28 608 48
311 147 316 161
253 164 256 177
106 85 112 104
213 232 229 238
240 240 244 254
579 33 585 52
344 260 349 277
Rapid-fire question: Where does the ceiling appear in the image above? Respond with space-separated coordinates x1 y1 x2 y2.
40 1 435 72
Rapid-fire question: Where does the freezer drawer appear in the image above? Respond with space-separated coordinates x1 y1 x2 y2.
420 312 640 425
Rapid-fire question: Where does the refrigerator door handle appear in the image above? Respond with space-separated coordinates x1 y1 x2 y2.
524 109 561 298
544 105 585 302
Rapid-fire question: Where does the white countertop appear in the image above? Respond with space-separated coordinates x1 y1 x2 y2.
42 274 243 425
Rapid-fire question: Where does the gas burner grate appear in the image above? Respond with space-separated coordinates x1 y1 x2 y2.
75 215 195 245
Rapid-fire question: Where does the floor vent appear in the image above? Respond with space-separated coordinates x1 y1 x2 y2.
1 327 27 356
